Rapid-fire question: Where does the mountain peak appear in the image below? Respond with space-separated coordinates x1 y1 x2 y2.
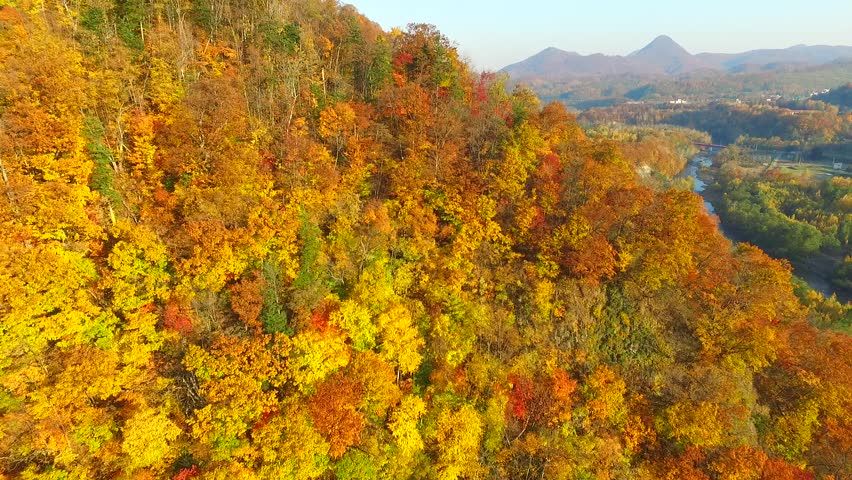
536 46 578 57
631 35 691 58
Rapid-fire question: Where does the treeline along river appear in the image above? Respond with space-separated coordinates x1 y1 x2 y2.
681 155 850 303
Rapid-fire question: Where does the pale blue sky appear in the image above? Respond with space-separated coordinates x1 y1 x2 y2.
346 1 852 70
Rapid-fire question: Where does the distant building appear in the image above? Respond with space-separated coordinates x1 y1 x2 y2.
833 162 845 171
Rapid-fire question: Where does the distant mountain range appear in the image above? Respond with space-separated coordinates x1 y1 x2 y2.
502 35 852 80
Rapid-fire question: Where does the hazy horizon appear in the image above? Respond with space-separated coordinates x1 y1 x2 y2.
348 0 852 70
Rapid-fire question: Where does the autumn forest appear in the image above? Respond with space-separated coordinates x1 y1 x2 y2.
0 1 850 479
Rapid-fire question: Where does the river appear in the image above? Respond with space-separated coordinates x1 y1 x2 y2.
681 155 848 303
682 155 716 214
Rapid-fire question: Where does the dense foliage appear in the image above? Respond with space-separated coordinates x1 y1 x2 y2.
1 1 851 479
584 124 709 179
529 63 852 109
581 101 852 147
816 84 852 111
709 151 852 298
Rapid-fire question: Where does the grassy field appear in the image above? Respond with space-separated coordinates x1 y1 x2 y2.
772 160 852 179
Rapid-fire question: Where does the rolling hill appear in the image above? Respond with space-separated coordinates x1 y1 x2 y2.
503 35 852 80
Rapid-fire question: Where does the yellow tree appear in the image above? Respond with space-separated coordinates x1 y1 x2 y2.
251 401 331 480
389 395 427 458
289 329 351 393
435 404 484 480
376 303 425 375
184 335 290 461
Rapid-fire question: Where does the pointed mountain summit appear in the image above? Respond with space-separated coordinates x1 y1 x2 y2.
631 35 691 58
628 35 708 74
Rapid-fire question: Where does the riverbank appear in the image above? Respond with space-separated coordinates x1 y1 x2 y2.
686 155 851 304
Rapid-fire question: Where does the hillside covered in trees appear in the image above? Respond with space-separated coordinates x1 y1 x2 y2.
816 84 852 111
0 1 850 479
518 63 852 110
580 100 852 147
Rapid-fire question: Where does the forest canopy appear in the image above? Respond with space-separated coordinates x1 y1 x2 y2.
0 1 850 479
